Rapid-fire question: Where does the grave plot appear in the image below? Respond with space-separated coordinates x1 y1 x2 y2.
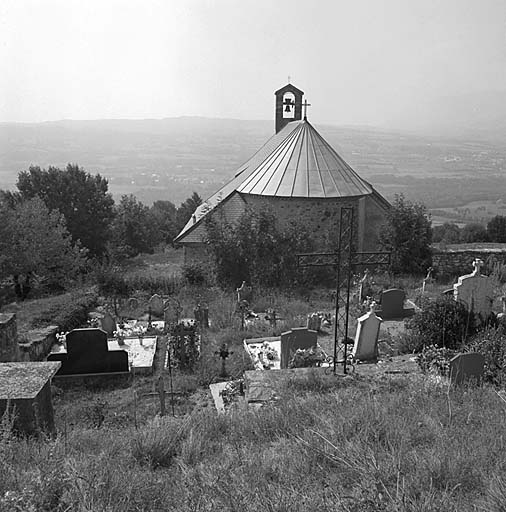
48 327 157 376
165 322 200 371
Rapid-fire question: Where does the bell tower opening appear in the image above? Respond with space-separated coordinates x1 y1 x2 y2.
274 83 304 134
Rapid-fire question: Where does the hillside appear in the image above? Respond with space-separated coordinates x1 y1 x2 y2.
1 118 506 219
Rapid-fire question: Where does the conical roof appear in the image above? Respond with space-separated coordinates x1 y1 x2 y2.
237 120 372 197
175 120 377 242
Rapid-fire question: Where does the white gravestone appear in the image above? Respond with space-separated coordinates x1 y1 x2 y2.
453 259 493 320
149 294 164 317
352 302 382 362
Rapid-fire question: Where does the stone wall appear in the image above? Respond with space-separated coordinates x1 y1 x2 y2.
432 250 506 277
0 313 19 362
18 326 59 362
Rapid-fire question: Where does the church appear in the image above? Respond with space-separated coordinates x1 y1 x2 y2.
174 83 391 263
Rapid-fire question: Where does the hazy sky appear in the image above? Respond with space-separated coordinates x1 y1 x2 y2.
1 0 506 130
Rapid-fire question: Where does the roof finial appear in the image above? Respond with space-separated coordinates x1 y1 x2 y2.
288 75 291 84
302 99 311 120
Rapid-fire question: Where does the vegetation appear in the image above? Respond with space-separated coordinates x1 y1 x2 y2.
380 194 432 274
487 215 506 243
205 207 318 288
0 197 86 294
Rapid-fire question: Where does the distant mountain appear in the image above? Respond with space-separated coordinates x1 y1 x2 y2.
1 117 505 207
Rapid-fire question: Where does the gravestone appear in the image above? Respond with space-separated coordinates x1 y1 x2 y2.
100 312 117 337
48 328 129 375
0 361 61 435
307 313 322 332
280 327 317 369
194 303 209 328
453 259 493 320
352 303 382 362
375 288 414 320
128 297 139 310
236 282 253 303
149 294 165 317
449 352 485 385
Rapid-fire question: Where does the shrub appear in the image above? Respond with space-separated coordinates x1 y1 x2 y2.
403 297 476 352
182 262 208 286
466 327 506 387
416 345 458 375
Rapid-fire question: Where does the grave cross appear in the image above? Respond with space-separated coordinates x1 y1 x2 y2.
297 207 390 374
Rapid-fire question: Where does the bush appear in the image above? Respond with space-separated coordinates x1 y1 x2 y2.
466 327 506 387
416 345 458 375
403 297 476 352
182 262 208 286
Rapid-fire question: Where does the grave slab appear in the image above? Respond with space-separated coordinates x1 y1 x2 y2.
244 336 281 370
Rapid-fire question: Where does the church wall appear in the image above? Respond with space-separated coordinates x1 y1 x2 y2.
241 194 360 249
362 194 389 251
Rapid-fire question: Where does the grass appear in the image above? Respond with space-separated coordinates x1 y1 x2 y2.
2 378 506 511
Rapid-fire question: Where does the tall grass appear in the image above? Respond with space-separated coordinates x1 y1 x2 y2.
2 379 506 511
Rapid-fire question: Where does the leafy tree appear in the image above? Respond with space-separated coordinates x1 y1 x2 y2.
379 194 432 274
205 207 315 288
461 222 488 243
487 215 506 243
432 222 461 244
150 200 178 244
15 164 115 256
110 195 162 259
0 198 86 296
176 192 202 234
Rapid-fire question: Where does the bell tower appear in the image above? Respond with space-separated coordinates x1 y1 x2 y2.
274 83 304 134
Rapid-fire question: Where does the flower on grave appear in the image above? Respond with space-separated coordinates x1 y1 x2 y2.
56 331 68 345
261 341 277 361
87 317 101 328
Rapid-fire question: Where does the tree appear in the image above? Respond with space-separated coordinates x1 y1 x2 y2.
150 200 178 244
175 192 202 234
379 194 432 274
205 207 315 288
15 164 115 256
110 195 162 259
487 215 506 243
0 198 86 296
461 222 488 243
432 222 461 244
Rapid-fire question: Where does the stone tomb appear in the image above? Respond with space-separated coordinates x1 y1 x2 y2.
0 361 61 435
352 303 382 362
454 259 493 320
280 327 317 369
100 311 117 337
449 353 485 385
48 328 129 376
375 288 415 320
0 313 20 362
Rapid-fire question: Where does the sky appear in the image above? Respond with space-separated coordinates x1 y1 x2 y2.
1 0 506 131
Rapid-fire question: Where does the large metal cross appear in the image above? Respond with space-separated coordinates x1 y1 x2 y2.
297 207 390 374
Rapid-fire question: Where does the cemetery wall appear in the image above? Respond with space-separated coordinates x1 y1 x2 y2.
18 326 58 362
0 313 19 362
432 250 506 277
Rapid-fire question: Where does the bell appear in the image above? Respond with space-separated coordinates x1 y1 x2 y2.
284 104 292 112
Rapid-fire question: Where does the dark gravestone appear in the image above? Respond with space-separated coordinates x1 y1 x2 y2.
48 328 128 376
449 353 485 385
376 288 415 320
280 327 317 369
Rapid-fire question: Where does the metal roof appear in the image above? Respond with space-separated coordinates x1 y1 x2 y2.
236 120 372 197
175 120 375 242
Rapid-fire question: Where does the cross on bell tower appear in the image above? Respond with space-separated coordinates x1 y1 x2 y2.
274 83 304 134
